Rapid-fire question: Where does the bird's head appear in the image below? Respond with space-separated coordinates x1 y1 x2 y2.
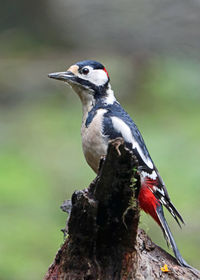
48 60 115 106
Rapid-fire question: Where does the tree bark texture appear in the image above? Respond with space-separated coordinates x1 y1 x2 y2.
44 139 200 280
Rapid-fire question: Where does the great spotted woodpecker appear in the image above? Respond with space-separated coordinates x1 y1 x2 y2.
48 60 189 267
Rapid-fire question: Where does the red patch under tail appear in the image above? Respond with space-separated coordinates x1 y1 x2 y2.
138 180 161 226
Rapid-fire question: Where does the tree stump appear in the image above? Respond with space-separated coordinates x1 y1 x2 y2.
44 139 200 280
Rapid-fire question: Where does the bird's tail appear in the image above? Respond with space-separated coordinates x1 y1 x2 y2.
156 204 191 267
138 185 191 267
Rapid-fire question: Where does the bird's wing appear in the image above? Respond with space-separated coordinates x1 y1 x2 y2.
102 103 184 226
103 103 154 170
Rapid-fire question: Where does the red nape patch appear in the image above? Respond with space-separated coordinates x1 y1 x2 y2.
103 67 109 78
138 184 161 226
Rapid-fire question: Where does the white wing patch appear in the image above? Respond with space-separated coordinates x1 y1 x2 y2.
141 170 157 180
111 117 153 169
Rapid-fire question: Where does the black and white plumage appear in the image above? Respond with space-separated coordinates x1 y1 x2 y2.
48 60 190 267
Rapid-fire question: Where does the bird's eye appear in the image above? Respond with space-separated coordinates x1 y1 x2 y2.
82 67 89 75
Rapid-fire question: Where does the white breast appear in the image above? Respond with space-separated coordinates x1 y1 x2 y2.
81 109 108 173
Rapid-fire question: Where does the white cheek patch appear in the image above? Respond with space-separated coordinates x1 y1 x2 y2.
111 117 153 169
78 67 108 86
89 69 108 86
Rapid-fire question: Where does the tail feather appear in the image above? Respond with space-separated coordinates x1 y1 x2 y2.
163 198 185 227
156 204 190 267
139 176 197 273
145 168 185 227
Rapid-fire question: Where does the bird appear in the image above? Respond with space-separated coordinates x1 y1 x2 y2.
48 60 189 267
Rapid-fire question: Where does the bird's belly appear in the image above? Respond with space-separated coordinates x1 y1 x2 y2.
81 110 108 173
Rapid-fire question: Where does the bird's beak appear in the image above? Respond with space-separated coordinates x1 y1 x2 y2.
48 71 76 83
48 65 92 91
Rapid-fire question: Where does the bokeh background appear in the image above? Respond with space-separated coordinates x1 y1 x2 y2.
1 1 200 279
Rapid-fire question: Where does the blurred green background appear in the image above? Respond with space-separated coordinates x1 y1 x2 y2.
0 1 200 279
